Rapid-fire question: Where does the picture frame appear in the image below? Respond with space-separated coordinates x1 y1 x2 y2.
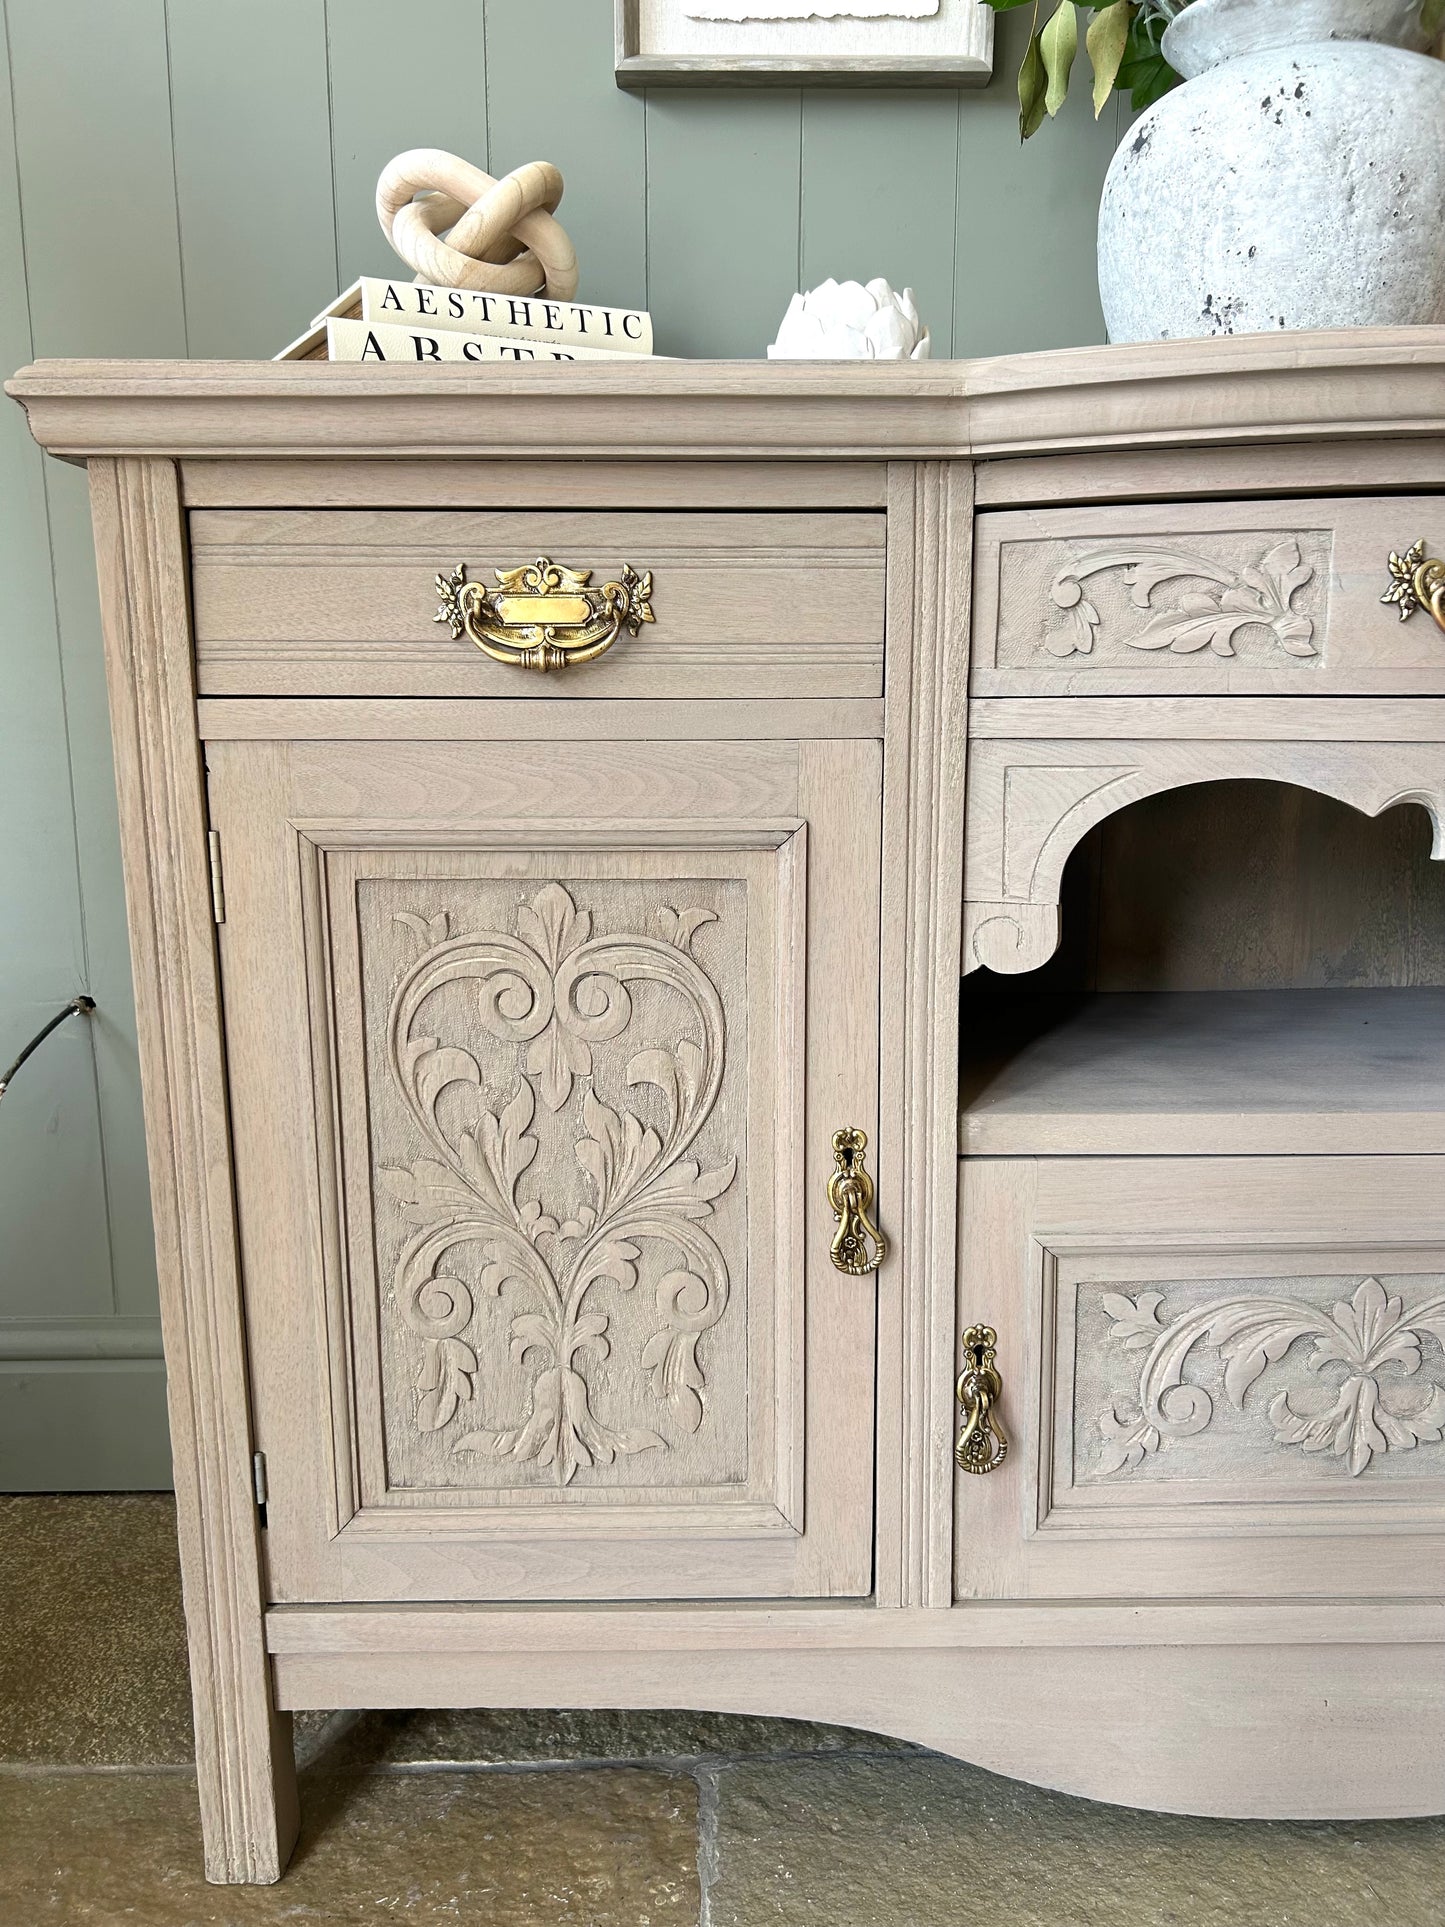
614 0 994 88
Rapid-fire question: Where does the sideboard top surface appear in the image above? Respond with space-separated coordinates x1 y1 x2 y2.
8 329 1445 463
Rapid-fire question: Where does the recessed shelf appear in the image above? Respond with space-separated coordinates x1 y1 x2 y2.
958 989 1445 1158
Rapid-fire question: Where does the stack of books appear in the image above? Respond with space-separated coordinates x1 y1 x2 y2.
276 275 657 365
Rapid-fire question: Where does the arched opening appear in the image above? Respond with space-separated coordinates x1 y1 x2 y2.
960 780 1445 1154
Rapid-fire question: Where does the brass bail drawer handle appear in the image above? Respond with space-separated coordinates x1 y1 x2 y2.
956 1324 1008 1475
1382 540 1445 635
827 1126 886 1276
435 557 655 672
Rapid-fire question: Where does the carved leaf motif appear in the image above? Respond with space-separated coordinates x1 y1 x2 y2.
577 1088 664 1219
379 1160 478 1226
395 910 451 946
409 1041 482 1116
1046 540 1319 664
517 881 590 971
1266 1374 1445 1476
655 905 719 951
1100 1290 1166 1350
385 883 737 1486
1097 1277 1445 1479
1125 594 1252 656
527 1020 591 1114
1098 1405 1161 1476
637 1156 739 1222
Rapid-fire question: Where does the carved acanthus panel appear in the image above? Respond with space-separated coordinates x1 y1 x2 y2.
1071 1273 1445 1487
992 530 1332 668
355 872 752 1494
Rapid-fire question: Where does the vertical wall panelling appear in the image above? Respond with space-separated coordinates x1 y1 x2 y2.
485 0 647 316
166 0 338 357
1 0 1119 1486
327 0 489 291
800 92 960 355
0 2 111 1330
646 89 804 359
3 0 184 1485
953 10 1116 358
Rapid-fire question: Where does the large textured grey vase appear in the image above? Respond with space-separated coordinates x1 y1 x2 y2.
1097 0 1445 341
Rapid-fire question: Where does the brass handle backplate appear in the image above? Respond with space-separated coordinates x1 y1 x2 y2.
435 557 655 671
1382 540 1445 635
956 1323 1008 1475
827 1126 886 1276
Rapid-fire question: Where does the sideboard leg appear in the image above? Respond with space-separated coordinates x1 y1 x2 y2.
86 458 302 1883
193 1680 298 1885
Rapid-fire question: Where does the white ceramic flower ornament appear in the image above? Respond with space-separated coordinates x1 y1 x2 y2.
768 278 931 361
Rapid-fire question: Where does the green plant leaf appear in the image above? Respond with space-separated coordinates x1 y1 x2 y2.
1018 25 1049 140
1041 0 1079 116
1086 0 1134 115
1423 0 1445 37
1117 8 1180 110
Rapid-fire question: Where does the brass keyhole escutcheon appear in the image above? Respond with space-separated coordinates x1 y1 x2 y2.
434 557 655 671
1382 540 1445 636
827 1126 886 1276
956 1323 1008 1475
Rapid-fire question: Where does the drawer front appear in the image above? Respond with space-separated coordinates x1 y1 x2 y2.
190 508 885 699
955 1156 1445 1603
971 496 1445 696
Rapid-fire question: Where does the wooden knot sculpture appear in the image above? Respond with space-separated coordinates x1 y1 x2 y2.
375 148 579 299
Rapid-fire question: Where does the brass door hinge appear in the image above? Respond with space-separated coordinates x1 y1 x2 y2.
208 829 226 925
252 1450 268 1527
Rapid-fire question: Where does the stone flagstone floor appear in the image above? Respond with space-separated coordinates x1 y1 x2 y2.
3 1494 1445 1925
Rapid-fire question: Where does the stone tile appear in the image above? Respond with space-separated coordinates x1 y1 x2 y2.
309 1705 916 1771
0 1764 699 1926
0 1494 192 1765
707 1755 1445 1927
0 1494 901 1774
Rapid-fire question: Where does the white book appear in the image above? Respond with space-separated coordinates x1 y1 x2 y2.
322 317 650 364
295 275 653 355
275 279 656 361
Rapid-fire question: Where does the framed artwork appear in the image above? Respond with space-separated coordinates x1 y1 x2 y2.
614 0 994 87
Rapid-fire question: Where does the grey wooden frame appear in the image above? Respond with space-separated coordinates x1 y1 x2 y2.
613 0 994 87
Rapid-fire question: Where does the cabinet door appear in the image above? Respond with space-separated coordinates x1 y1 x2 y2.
956 1156 1445 1601
209 736 879 1602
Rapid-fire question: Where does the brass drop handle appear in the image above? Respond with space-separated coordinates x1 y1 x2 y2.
827 1127 886 1276
956 1324 1008 1475
1382 540 1445 635
435 556 655 671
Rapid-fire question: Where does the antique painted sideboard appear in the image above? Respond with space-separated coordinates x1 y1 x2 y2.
9 334 1445 1883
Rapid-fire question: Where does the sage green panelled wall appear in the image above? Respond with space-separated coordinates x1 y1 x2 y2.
0 0 1120 1490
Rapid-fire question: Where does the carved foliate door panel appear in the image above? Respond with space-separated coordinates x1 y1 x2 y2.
956 1156 1445 1602
209 737 880 1602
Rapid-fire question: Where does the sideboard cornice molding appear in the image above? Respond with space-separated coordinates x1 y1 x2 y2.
10 328 1445 463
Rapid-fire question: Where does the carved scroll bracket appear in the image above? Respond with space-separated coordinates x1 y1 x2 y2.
963 744 1445 976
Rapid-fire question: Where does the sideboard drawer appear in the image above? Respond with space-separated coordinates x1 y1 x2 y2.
955 1154 1445 1603
189 508 885 699
971 495 1445 696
